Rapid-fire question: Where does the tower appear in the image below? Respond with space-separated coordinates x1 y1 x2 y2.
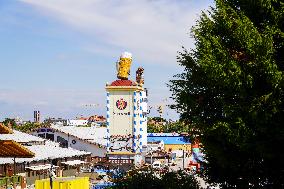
34 111 40 123
106 52 147 166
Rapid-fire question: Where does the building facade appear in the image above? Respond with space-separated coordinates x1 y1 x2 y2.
34 111 40 123
33 126 107 157
105 80 148 165
147 133 191 157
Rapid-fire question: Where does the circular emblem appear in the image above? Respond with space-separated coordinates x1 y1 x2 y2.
116 98 127 110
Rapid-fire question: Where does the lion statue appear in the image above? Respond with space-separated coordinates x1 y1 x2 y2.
136 67 144 86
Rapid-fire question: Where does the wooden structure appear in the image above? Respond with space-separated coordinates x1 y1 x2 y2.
0 124 35 188
0 123 13 134
0 123 34 158
0 140 34 158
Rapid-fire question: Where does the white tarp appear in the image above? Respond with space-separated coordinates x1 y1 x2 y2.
61 160 85 166
25 164 59 171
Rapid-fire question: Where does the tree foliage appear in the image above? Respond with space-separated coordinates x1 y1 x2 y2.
147 117 188 133
2 118 17 128
112 168 200 189
169 0 284 188
2 118 47 133
14 122 41 133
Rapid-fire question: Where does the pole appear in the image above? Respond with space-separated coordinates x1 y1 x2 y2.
150 147 153 168
13 157 16 175
182 150 185 170
49 161 53 189
13 157 16 189
151 153 153 168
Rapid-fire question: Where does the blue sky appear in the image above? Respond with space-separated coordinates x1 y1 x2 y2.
0 0 213 121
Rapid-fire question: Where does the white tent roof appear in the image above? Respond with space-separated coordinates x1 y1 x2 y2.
61 160 85 166
26 164 59 171
0 130 45 143
51 125 107 146
0 140 90 164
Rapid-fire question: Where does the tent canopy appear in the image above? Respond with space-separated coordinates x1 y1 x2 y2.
61 160 85 166
25 164 59 171
0 140 35 158
0 124 13 134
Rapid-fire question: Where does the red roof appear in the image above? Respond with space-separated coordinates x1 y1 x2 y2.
110 80 136 86
77 117 88 120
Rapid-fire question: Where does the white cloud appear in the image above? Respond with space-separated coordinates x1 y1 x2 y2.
1 1 212 120
20 0 212 65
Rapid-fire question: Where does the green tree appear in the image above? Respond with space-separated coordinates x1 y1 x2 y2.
149 117 167 123
2 118 17 128
2 119 43 133
148 117 189 133
112 168 200 189
16 122 41 133
164 121 188 133
169 0 284 188
147 124 162 133
147 117 167 133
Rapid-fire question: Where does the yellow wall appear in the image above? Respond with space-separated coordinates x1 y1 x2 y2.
164 144 191 153
35 177 89 189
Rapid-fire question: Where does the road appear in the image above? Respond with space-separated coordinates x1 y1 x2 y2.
169 157 190 171
168 158 220 189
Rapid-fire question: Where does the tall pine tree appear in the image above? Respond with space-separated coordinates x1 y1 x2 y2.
169 0 284 188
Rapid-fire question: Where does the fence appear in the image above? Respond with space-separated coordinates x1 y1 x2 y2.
0 176 22 189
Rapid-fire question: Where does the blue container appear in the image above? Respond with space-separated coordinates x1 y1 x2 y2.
92 182 115 189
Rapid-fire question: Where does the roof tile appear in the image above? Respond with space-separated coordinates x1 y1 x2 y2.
110 80 136 86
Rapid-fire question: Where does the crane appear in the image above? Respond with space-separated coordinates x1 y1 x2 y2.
82 103 101 108
148 98 169 118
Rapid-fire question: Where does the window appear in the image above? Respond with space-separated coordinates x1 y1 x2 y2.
47 129 53 132
38 134 45 138
46 133 54 141
57 136 68 148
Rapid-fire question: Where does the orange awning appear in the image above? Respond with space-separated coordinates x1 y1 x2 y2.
0 140 35 158
0 123 13 134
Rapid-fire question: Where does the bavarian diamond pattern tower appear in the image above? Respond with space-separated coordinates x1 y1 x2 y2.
105 52 147 166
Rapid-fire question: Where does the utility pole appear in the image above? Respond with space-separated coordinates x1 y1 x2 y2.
151 152 153 168
182 149 185 170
